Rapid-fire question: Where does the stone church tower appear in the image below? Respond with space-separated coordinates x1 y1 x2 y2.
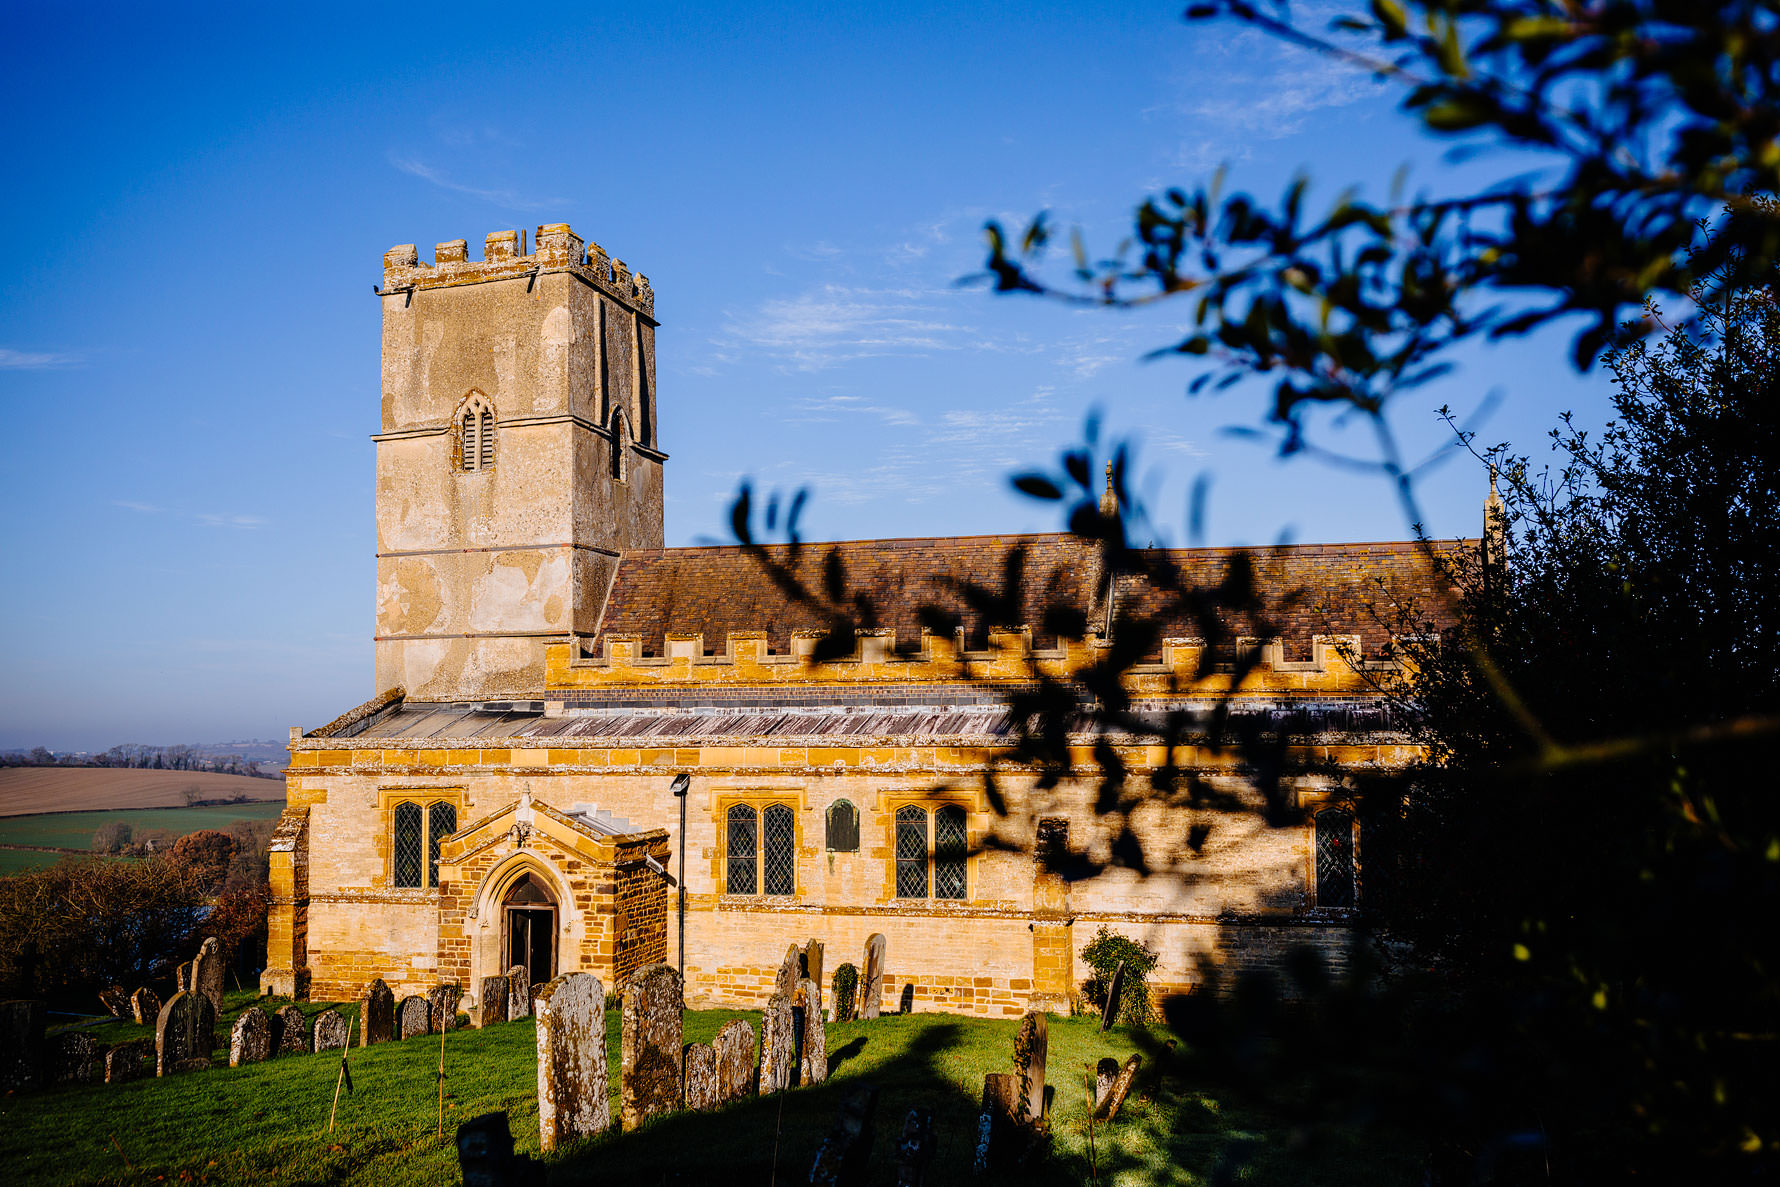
373 224 664 700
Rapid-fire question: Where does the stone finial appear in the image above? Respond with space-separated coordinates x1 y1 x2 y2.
1484 462 1507 568
1100 461 1118 517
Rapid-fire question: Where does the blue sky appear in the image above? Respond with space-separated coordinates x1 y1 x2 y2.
0 2 1614 750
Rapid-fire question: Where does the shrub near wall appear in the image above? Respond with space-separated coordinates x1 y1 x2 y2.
1079 927 1158 1025
831 963 858 1022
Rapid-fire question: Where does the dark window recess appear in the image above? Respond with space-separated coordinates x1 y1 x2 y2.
895 806 929 899
426 802 457 889
825 800 860 852
393 801 424 888
934 805 967 900
763 804 796 896
726 804 757 895
1315 807 1357 909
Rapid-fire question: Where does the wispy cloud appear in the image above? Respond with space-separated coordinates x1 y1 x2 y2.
388 155 562 213
719 284 980 371
781 393 920 427
112 500 164 514
0 347 80 370
197 513 267 530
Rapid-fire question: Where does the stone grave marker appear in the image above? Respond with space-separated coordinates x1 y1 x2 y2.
775 943 801 996
358 978 396 1045
155 990 216 1076
48 1031 97 1084
398 995 431 1039
895 1108 936 1186
193 936 225 1013
230 1007 271 1066
803 939 825 1012
0 999 45 1091
1012 1010 1048 1123
973 1072 1023 1173
808 1084 878 1186
130 987 161 1026
797 977 828 1085
1093 1057 1120 1109
313 1008 349 1053
428 984 462 1032
457 1110 545 1186
174 960 192 993
758 990 796 1094
1093 1054 1143 1121
860 934 886 1020
506 965 532 1020
619 963 683 1129
713 1018 756 1104
682 1040 719 1111
274 1004 310 1055
103 1038 152 1083
897 984 915 1014
1099 959 1126 1032
97 986 130 1018
534 972 610 1151
474 975 509 1028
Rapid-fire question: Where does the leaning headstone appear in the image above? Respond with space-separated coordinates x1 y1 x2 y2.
398 995 431 1039
506 966 532 1020
535 973 611 1151
0 1000 46 1091
429 984 462 1032
155 990 216 1076
474 976 509 1028
48 1031 97 1084
193 936 225 1013
619 963 683 1129
776 943 802 997
273 1004 310 1054
1093 1057 1120 1109
803 939 825 1013
174 960 193 994
895 1108 936 1186
973 1072 1023 1173
860 934 886 1020
97 986 131 1019
808 1084 878 1186
797 977 828 1086
1098 960 1126 1032
130 987 161 1026
230 1007 271 1066
713 1018 756 1104
358 978 396 1045
1093 1054 1143 1121
758 991 796 1093
1012 1011 1048 1123
682 1041 719 1111
457 1111 545 1187
313 1008 349 1053
104 1038 152 1083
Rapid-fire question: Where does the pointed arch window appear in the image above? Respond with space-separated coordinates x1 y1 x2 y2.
609 408 629 481
459 395 496 472
1315 807 1357 909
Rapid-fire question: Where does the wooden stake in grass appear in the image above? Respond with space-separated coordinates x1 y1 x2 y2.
1083 1067 1100 1187
436 1025 447 1138
327 1015 357 1134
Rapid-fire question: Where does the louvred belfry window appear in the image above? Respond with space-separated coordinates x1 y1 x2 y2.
1315 807 1357 909
459 396 495 472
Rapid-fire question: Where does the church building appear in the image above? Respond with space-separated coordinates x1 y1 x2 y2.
261 224 1460 1018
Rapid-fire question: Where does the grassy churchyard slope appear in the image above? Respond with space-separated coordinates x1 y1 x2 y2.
1 991 1421 1186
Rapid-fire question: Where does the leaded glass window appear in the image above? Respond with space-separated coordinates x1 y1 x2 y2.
763 804 796 896
933 805 967 900
426 801 457 889
895 806 929 898
726 804 757 895
825 799 860 852
393 801 423 888
1315 807 1356 909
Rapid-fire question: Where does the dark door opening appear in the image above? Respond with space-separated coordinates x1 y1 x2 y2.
502 873 557 987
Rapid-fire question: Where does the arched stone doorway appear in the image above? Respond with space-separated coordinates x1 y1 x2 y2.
503 872 557 988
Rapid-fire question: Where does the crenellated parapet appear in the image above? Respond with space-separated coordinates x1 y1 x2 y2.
381 223 655 319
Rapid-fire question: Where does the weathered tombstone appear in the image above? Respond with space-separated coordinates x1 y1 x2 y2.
1093 1054 1143 1121
803 939 825 1012
682 1041 719 1111
0 1000 46 1091
313 1008 349 1053
534 972 611 1151
797 977 828 1086
357 978 396 1045
130 987 161 1026
713 1018 756 1104
506 965 532 1020
619 963 683 1129
860 934 886 1020
973 1072 1023 1172
174 960 193 993
103 1038 152 1083
1093 1057 1120 1109
474 975 510 1028
193 936 225 1013
428 984 462 1032
758 991 796 1094
1099 959 1126 1032
272 1004 309 1054
897 984 915 1014
457 1111 545 1187
48 1031 97 1084
809 1084 878 1186
776 943 802 997
230 1007 271 1066
398 995 431 1039
97 985 131 1018
895 1108 936 1186
155 990 217 1076
1012 1011 1048 1123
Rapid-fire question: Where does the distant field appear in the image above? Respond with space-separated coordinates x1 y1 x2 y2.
0 767 282 816
0 802 287 863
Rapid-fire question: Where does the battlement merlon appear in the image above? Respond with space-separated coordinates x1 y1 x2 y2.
380 224 656 321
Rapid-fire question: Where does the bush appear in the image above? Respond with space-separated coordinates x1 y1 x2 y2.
168 830 236 890
831 962 858 1021
1079 926 1158 1025
90 821 132 854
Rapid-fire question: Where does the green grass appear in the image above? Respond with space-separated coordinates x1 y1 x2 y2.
3 993 1421 1186
0 802 287 864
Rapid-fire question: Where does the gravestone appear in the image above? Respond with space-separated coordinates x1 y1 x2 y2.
193 936 225 1013
97 986 130 1018
758 990 796 1093
1099 959 1126 1032
803 939 825 1012
1093 1054 1143 1121
48 1031 97 1084
797 977 828 1086
897 984 915 1014
429 984 462 1032
155 990 216 1076
973 1073 1023 1173
104 1038 152 1083
0 1001 44 1092
619 963 683 1129
398 995 431 1039
1012 1010 1048 1122
682 1040 719 1111
313 1008 349 1053
230 1007 271 1066
457 1111 545 1187
809 1084 878 1186
506 966 532 1020
174 961 193 994
358 978 396 1045
274 1004 310 1055
474 975 510 1028
534 972 611 1151
895 1108 936 1186
860 934 886 1020
775 943 801 997
130 987 161 1026
713 1018 756 1104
